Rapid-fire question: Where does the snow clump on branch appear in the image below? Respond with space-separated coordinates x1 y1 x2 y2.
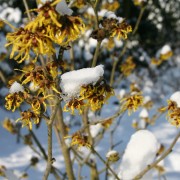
118 130 159 179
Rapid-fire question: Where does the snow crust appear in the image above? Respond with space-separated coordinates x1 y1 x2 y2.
160 45 171 55
55 0 73 16
119 130 159 179
60 65 104 98
170 91 180 108
9 81 24 94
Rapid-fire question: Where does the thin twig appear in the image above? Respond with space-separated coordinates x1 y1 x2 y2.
92 147 120 180
134 131 180 179
23 0 32 21
91 40 102 67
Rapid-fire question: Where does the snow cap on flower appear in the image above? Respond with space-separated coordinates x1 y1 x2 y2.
60 65 104 98
160 45 171 55
106 150 120 162
56 0 73 16
9 81 24 94
170 91 180 108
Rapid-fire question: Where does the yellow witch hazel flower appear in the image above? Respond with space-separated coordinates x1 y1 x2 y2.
5 0 85 63
60 65 114 114
120 56 136 77
151 45 173 66
5 27 55 63
53 15 85 45
20 63 59 95
161 91 180 127
121 91 144 115
100 14 132 40
70 132 91 149
5 81 28 112
2 118 17 134
16 110 40 130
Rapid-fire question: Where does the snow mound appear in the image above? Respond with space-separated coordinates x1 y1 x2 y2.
9 81 24 94
170 91 180 108
118 130 159 179
60 65 104 98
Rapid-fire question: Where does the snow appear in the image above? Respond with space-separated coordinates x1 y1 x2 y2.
160 45 171 55
60 65 104 98
139 108 149 118
9 81 24 94
106 150 118 158
90 124 102 138
55 0 73 16
98 10 123 23
118 130 159 179
0 7 21 23
170 91 180 108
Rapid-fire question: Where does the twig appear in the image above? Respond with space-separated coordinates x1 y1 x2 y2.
134 131 180 179
91 40 102 67
30 130 48 160
70 42 75 70
23 0 32 21
92 147 120 180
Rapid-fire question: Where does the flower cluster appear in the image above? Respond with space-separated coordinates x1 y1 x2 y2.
120 56 136 76
21 61 59 95
161 100 180 127
91 17 132 41
70 132 91 149
5 0 85 63
64 81 114 114
121 86 144 115
16 110 40 130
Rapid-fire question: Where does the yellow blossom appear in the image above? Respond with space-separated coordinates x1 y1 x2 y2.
110 20 132 39
50 15 85 45
102 0 120 11
101 118 113 129
64 98 86 114
16 110 40 129
120 56 136 76
160 51 173 61
5 92 27 112
5 27 55 63
2 118 17 134
70 132 91 149
121 92 144 115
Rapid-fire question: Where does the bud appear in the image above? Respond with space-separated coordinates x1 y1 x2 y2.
106 150 120 162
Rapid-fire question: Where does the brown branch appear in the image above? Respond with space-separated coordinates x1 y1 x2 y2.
134 131 180 179
43 103 60 180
